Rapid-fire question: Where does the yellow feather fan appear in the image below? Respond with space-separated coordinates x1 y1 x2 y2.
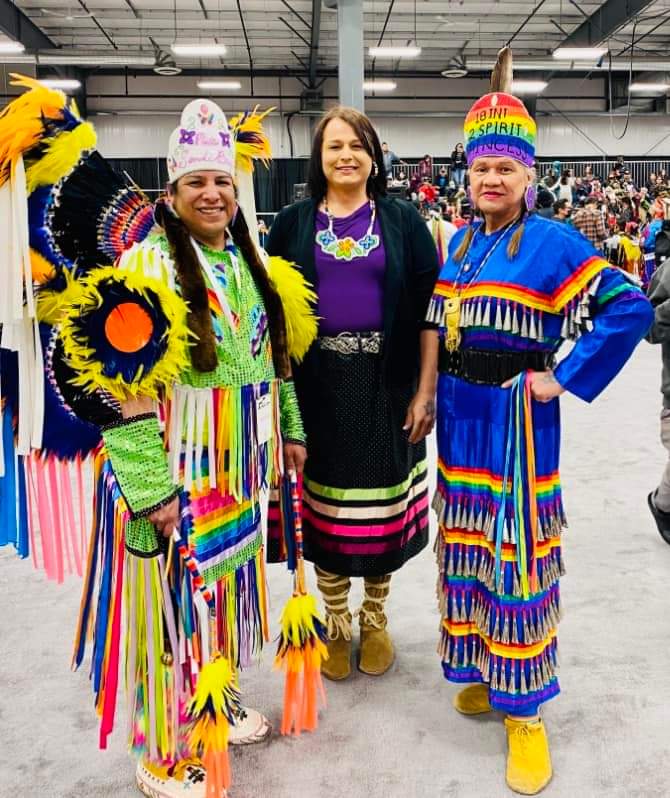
267 256 318 362
30 248 57 285
59 263 191 401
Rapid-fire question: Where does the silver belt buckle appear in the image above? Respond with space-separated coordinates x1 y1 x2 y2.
319 331 382 355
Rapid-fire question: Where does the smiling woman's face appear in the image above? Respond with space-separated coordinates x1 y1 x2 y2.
469 156 530 218
321 117 373 194
169 170 236 247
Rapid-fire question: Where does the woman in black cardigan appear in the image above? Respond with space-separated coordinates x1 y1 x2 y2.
267 106 439 681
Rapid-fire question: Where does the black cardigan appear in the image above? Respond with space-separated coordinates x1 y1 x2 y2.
266 195 440 388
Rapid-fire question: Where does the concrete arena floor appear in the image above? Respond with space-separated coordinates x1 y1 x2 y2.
1 343 669 798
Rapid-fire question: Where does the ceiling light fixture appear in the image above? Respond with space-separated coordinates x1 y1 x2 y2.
0 54 35 64
197 80 242 90
39 53 156 65
172 43 227 57
0 41 25 54
552 47 607 60
629 81 670 92
369 45 421 58
512 80 548 94
363 80 397 91
40 78 82 90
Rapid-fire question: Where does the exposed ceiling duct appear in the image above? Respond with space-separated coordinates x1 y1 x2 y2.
152 47 181 76
441 55 468 79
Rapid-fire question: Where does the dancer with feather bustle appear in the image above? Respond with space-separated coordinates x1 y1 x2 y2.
0 81 317 798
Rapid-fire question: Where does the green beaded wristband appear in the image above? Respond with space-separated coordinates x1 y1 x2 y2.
279 379 305 445
102 413 178 518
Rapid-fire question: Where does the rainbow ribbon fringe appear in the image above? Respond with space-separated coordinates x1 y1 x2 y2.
495 372 539 600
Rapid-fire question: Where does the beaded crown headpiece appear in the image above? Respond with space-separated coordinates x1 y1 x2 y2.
167 98 234 183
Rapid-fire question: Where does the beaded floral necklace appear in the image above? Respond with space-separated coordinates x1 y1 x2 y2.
315 199 381 262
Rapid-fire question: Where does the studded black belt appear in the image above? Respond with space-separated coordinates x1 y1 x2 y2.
439 347 556 385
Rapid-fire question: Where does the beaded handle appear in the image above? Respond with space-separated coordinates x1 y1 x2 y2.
170 528 219 653
171 529 215 609
288 469 306 594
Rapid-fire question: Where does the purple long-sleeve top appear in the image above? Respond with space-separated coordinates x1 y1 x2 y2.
314 202 386 335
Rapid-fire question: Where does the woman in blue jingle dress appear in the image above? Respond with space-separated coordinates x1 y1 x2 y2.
428 49 653 795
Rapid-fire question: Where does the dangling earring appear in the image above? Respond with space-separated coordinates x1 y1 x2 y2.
524 184 537 213
372 162 379 177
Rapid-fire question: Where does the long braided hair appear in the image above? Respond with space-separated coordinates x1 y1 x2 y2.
154 196 290 378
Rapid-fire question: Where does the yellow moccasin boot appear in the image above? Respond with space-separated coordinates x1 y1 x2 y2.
136 757 219 797
321 626 352 681
504 716 553 795
453 683 492 715
358 624 395 675
315 567 353 681
357 574 395 676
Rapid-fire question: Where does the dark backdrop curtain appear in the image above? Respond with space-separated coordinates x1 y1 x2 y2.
253 159 309 212
108 158 166 193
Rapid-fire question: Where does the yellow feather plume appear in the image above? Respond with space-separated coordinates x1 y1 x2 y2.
275 593 328 669
25 122 97 194
0 73 68 187
267 256 318 362
229 106 275 173
188 656 237 734
187 655 238 792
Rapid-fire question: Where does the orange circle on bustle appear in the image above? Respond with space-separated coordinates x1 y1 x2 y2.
104 302 153 353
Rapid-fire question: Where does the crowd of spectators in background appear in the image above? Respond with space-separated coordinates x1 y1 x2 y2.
380 145 670 284
534 157 670 282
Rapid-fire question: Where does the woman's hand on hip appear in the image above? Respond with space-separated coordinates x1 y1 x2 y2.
149 495 181 539
501 369 565 403
284 442 307 475
403 390 436 444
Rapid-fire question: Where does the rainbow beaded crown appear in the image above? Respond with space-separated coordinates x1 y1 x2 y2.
464 91 536 168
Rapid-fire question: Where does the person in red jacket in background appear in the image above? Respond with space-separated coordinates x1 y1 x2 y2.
419 177 438 205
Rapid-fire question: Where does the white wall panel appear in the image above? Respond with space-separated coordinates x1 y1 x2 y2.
535 115 670 157
87 71 670 159
367 115 670 157
94 111 313 158
95 113 670 159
